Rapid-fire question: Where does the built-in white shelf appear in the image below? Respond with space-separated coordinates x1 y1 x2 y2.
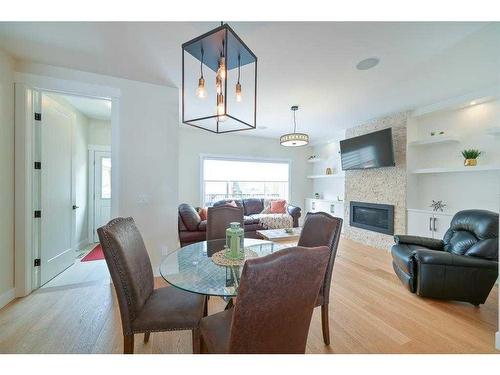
486 127 500 135
307 174 345 179
307 158 322 163
408 136 459 146
410 165 500 174
306 198 345 203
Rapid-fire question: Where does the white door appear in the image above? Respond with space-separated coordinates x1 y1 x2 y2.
93 151 112 242
407 210 433 238
40 95 76 285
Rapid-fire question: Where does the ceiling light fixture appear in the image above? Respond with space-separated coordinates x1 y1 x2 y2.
181 22 257 133
280 106 309 147
356 57 380 70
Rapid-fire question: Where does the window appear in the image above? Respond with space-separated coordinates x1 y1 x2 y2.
101 157 111 199
202 158 290 206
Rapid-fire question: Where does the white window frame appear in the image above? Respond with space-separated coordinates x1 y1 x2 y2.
199 154 292 206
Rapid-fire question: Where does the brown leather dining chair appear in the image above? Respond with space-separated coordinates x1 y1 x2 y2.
297 211 343 345
206 205 244 240
97 217 207 354
199 246 331 353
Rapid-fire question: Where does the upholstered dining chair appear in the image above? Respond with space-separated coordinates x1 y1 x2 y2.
297 211 343 345
206 205 244 240
97 217 207 354
199 246 331 353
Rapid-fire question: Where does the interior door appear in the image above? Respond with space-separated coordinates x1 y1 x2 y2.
93 151 112 242
40 95 76 285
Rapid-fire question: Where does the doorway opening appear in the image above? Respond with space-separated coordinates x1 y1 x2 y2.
35 92 112 289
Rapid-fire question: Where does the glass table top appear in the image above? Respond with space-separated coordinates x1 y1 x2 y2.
159 238 277 297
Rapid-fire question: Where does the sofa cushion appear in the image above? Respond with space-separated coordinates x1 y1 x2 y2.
198 220 207 231
270 199 287 214
243 198 264 215
244 215 258 225
179 203 201 231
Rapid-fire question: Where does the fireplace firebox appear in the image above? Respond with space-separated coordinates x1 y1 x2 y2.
349 201 394 235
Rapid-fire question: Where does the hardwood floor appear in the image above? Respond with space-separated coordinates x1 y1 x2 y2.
0 237 497 353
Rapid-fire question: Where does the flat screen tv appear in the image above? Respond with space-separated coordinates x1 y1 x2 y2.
340 128 395 170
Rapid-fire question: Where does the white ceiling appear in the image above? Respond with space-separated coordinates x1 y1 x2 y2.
53 93 111 120
1 22 499 142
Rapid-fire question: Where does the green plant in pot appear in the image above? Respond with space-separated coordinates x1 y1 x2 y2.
461 149 481 167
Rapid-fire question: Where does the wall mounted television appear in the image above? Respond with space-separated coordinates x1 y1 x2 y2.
340 128 395 170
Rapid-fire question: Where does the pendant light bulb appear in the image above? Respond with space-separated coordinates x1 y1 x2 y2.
235 82 242 102
216 74 223 95
217 56 226 80
196 77 206 98
217 94 226 122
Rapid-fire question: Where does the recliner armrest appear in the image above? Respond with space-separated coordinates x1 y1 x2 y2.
414 249 498 270
394 235 444 250
287 205 301 218
287 205 301 228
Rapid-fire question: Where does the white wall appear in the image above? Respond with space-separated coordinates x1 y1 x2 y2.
89 119 111 146
0 50 15 303
15 61 179 270
178 126 311 210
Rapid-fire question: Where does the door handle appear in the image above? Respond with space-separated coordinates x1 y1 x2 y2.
72 205 79 210
433 217 437 232
429 217 433 231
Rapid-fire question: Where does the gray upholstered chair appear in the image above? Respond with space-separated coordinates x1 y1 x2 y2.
97 217 206 354
297 211 343 345
206 205 244 241
199 246 331 353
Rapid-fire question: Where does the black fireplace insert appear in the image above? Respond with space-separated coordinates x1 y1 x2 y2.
349 201 394 235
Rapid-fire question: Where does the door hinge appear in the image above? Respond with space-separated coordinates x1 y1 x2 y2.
34 258 41 267
34 210 41 218
34 161 41 170
34 112 42 121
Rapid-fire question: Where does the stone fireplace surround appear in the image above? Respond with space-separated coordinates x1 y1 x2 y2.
343 111 408 250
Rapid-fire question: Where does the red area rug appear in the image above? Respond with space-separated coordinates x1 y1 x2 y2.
81 244 105 262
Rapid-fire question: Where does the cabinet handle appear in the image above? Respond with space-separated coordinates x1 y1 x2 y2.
433 217 437 232
429 217 433 231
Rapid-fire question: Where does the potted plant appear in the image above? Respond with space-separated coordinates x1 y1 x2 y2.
461 149 482 166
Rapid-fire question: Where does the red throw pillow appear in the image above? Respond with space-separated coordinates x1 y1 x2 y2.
270 200 287 214
199 207 208 221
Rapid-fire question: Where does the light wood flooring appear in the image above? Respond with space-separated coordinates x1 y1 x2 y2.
0 237 497 353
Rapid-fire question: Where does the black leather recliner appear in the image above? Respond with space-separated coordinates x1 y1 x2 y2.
391 209 498 305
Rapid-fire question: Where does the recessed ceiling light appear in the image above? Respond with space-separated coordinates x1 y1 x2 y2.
356 57 380 70
470 101 477 106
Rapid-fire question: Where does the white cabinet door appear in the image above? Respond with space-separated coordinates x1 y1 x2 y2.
432 213 453 240
407 210 433 238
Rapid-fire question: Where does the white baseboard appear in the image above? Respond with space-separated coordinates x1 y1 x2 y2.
496 331 500 351
0 288 15 310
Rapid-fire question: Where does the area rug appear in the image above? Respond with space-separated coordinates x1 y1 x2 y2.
81 244 105 262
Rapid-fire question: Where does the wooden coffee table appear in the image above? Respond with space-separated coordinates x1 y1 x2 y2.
256 227 302 242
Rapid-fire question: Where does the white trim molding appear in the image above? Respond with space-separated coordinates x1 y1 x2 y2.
496 331 500 351
0 288 15 310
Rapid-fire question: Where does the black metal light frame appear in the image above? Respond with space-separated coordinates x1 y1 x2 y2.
182 23 257 133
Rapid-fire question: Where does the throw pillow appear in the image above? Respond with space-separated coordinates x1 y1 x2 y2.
270 199 287 214
228 200 238 207
199 207 208 221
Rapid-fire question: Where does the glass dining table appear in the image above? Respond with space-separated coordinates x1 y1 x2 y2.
159 238 278 297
